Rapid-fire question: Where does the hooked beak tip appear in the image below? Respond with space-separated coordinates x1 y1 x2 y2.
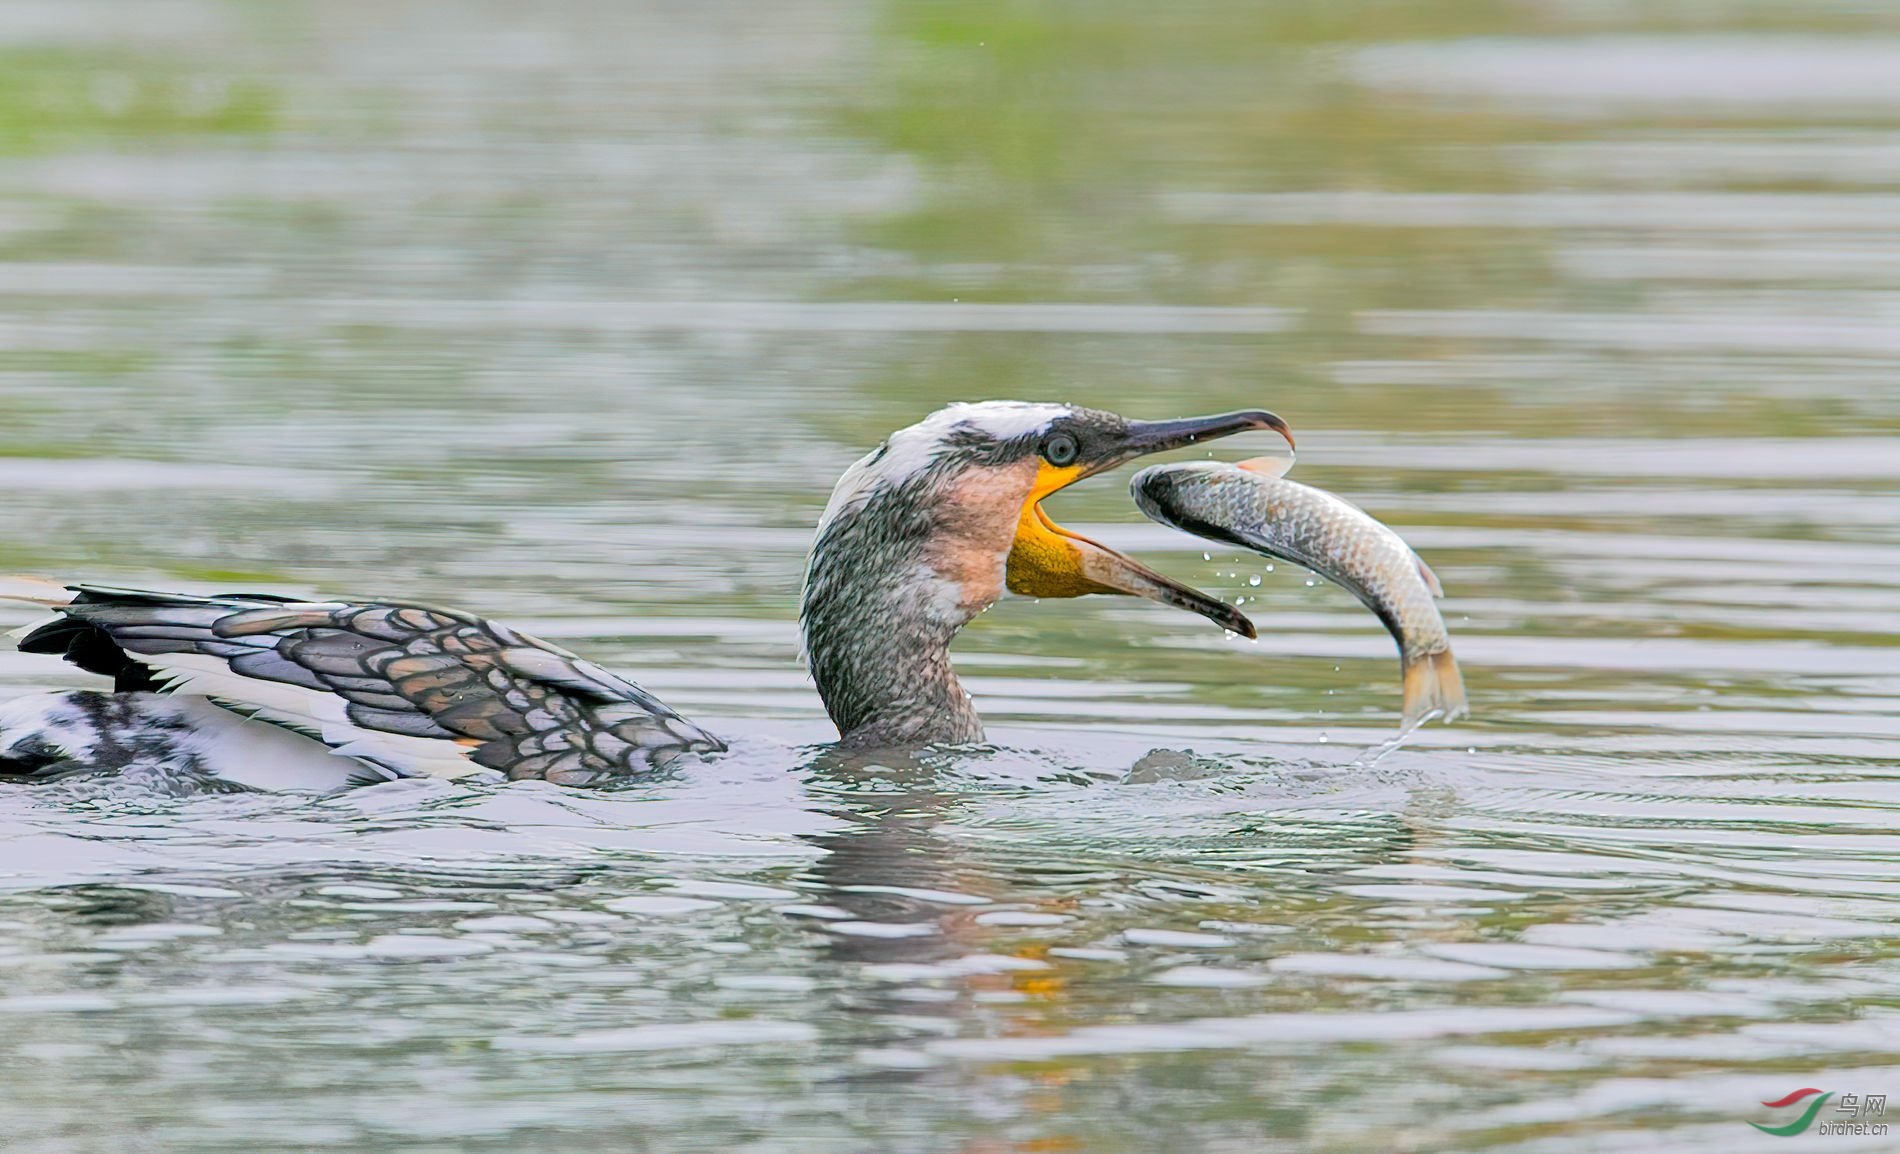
1257 411 1295 452
1220 409 1296 455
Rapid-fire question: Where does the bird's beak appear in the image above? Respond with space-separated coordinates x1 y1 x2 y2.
1005 410 1293 639
1107 410 1295 468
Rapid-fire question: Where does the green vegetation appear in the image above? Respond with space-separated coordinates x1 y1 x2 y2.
840 0 1540 304
0 50 274 154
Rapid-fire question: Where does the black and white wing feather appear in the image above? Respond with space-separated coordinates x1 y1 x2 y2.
15 584 724 785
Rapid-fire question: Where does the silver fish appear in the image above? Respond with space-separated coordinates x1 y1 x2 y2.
1131 457 1466 724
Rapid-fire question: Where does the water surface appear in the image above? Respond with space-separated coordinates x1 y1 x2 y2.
1 1 1898 1150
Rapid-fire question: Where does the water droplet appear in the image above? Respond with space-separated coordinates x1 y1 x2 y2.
1304 579 1316 587
1247 575 1261 587
1202 553 1211 561
1264 564 1274 572
1466 747 1476 754
1317 733 1328 743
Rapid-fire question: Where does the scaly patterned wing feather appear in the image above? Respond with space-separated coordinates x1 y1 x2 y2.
30 584 724 785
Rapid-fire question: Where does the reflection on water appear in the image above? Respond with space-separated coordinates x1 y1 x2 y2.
2 0 1899 1150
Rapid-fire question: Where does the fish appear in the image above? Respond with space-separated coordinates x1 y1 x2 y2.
1130 456 1467 724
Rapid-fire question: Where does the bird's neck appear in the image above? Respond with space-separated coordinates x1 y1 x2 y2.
800 485 1012 748
802 583 983 747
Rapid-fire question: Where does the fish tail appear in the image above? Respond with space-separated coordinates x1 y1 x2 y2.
1401 648 1467 724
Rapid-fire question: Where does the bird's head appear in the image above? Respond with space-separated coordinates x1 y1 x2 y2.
806 401 1293 640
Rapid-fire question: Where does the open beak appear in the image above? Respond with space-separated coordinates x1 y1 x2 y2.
1004 410 1293 639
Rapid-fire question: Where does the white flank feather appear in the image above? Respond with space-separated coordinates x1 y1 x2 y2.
163 696 388 791
140 651 481 780
0 691 374 792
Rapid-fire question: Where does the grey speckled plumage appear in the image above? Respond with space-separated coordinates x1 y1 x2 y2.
16 584 724 785
800 447 989 748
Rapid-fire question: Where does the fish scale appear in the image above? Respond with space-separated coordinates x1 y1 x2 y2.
1130 458 1467 724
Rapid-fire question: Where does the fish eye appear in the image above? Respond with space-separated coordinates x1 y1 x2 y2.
1040 431 1080 467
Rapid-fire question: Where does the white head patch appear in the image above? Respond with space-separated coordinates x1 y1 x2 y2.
816 401 1072 537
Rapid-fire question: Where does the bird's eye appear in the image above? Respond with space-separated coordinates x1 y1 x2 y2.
1041 432 1080 467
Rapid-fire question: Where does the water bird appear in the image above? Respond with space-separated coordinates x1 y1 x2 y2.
0 402 1288 790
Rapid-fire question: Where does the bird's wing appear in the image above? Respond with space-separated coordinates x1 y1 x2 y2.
13 583 723 785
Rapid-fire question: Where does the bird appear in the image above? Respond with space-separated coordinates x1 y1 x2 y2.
0 401 1290 791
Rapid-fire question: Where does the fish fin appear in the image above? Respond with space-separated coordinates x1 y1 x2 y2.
1237 455 1294 479
1414 554 1445 599
1401 649 1466 724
